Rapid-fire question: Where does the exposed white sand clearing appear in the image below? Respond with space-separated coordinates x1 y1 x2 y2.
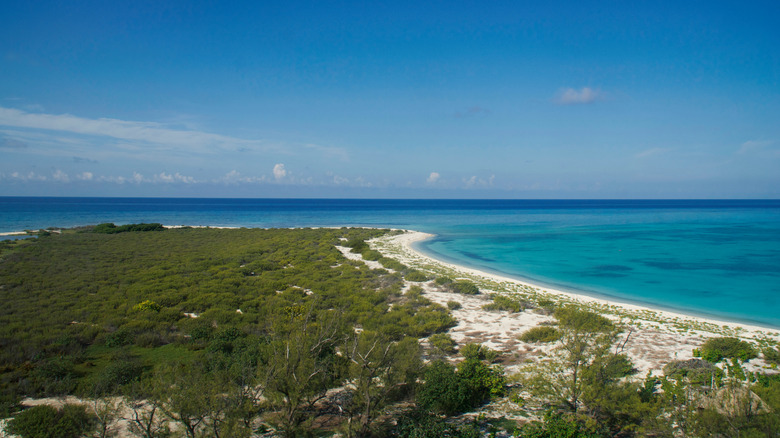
370 230 780 376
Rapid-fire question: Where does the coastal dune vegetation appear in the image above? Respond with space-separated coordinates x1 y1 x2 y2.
0 226 779 437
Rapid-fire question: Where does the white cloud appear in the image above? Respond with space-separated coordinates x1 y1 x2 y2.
635 147 670 159
0 106 269 154
555 87 601 105
463 174 495 188
737 140 773 155
273 163 287 181
77 172 93 181
154 172 195 184
3 171 47 181
427 172 440 184
52 170 69 182
218 170 266 184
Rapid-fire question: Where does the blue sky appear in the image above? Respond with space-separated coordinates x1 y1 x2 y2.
1 0 778 198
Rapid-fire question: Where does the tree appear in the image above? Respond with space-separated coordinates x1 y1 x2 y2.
342 331 421 437
260 307 343 437
521 307 620 413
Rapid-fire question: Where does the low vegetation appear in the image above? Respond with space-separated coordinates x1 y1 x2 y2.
2 227 780 437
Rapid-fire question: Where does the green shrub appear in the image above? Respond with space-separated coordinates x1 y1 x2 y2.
447 300 462 310
7 404 94 438
393 409 481 438
449 280 479 295
429 333 457 355
520 326 561 343
763 346 780 364
93 223 164 234
379 257 407 271
700 337 757 363
460 343 500 363
405 270 429 282
361 249 383 261
434 276 452 286
105 327 134 347
132 299 162 312
482 294 523 312
663 358 723 385
417 358 505 416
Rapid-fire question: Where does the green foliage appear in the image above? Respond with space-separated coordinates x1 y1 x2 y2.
449 280 479 295
700 337 758 363
429 333 457 355
520 326 561 343
93 222 165 234
405 270 430 282
394 409 480 438
518 410 608 438
417 358 505 415
379 257 407 271
763 346 780 365
554 306 614 333
482 294 523 312
664 358 723 385
7 404 95 438
459 343 500 363
434 276 452 286
446 300 462 310
361 249 383 261
133 299 162 312
345 237 369 253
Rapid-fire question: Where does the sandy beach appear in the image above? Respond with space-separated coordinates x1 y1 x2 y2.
368 230 780 377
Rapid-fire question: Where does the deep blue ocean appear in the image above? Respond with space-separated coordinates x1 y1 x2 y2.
2 197 779 328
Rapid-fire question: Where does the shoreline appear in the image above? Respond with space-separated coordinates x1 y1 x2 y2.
374 230 780 341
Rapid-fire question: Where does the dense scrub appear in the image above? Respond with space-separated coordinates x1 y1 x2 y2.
0 227 457 426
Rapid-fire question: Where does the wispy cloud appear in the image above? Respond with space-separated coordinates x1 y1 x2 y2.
427 172 441 184
554 87 602 105
455 106 491 118
0 136 28 149
463 174 495 188
635 147 671 159
737 140 774 155
0 106 265 154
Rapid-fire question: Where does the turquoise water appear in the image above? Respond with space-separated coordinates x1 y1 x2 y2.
1 198 778 327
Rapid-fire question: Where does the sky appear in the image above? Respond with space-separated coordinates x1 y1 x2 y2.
1 0 779 198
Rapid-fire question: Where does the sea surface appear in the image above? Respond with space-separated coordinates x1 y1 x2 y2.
1 197 779 328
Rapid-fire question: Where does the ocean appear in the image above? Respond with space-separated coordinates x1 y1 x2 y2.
1 197 779 328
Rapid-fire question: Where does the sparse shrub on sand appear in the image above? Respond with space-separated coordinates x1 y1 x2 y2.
520 326 562 343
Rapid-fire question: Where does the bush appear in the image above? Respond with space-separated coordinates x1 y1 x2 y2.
663 359 723 385
447 301 462 310
700 337 757 363
520 326 561 343
429 333 457 355
482 295 523 312
434 277 452 286
7 404 94 438
394 409 480 438
93 223 165 234
460 343 500 363
361 249 383 261
105 327 134 347
379 257 407 271
418 358 505 416
405 270 429 282
763 346 780 364
132 300 162 312
449 280 479 295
